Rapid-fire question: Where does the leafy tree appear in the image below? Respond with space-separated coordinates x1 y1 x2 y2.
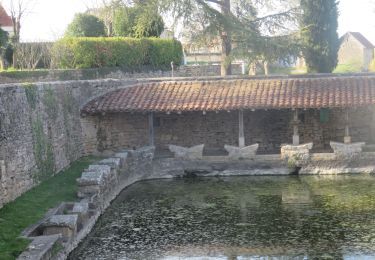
157 0 299 76
113 5 164 38
0 28 9 69
65 13 106 37
300 0 339 73
113 7 138 36
133 9 164 38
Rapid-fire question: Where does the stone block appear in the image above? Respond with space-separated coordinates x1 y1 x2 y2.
224 144 259 159
77 171 105 186
43 215 78 242
77 185 101 199
114 152 129 168
281 143 313 167
168 144 204 159
330 141 365 160
98 158 121 169
88 165 111 176
72 202 89 227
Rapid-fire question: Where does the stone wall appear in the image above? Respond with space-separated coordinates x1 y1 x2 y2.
0 79 130 208
82 108 375 155
0 64 243 84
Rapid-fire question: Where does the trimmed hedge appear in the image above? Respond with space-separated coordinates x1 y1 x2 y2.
52 37 183 70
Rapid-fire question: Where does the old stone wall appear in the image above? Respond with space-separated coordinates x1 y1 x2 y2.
0 64 243 84
83 108 375 155
0 79 129 208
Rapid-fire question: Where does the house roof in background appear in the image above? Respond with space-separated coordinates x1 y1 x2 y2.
82 75 375 114
0 4 13 27
343 32 375 49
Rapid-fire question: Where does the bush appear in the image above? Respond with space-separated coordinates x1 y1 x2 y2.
51 37 183 70
65 13 106 37
333 63 362 74
369 59 375 72
113 6 164 38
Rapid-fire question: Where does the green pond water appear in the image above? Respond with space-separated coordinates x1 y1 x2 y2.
69 175 375 260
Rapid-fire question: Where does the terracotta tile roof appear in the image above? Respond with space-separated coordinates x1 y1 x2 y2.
0 4 13 27
82 76 375 114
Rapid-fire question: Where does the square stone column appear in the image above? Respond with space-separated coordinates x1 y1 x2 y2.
238 110 245 148
292 109 300 146
344 109 351 144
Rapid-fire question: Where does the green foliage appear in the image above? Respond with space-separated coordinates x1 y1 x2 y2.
157 0 299 75
0 27 9 69
51 242 64 257
65 13 106 37
0 28 8 45
369 59 375 72
300 0 340 73
112 4 164 38
52 37 183 70
147 38 183 68
113 7 139 37
333 63 362 74
0 157 97 260
133 10 164 38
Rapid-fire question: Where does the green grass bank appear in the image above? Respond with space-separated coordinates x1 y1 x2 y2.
0 157 97 260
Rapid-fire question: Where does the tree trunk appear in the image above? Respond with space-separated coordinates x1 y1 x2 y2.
220 0 232 77
248 62 257 75
264 61 269 75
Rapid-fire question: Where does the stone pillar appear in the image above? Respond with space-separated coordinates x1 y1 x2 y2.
344 109 351 144
371 107 375 143
148 112 154 147
292 109 300 146
238 110 245 148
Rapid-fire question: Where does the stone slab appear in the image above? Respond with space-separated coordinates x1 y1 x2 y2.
281 143 313 166
97 158 121 169
43 215 78 230
169 144 204 159
224 144 259 159
77 171 105 186
17 235 61 260
330 141 365 160
88 165 111 177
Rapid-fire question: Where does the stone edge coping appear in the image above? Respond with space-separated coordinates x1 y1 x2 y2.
17 146 155 260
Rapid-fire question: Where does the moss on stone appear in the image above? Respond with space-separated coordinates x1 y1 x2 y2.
43 88 58 120
22 83 38 110
31 118 55 181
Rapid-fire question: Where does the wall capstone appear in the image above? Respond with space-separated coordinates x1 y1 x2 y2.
224 144 259 159
281 143 314 167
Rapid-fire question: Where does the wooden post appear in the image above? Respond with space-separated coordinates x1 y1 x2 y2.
148 112 154 147
293 109 300 146
344 109 351 144
239 110 245 148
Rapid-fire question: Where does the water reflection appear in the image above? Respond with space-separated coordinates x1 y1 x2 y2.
69 175 375 260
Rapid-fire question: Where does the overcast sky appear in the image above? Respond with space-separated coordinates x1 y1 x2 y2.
1 0 375 44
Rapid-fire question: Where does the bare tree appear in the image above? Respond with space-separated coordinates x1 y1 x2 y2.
13 42 52 70
8 0 36 42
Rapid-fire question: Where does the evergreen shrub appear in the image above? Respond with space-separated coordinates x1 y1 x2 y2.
52 37 183 70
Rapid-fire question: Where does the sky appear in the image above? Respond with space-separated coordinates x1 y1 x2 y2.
1 0 375 44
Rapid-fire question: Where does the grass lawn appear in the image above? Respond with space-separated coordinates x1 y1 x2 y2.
0 157 97 260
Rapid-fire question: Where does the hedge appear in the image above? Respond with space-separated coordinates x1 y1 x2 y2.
52 37 183 70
